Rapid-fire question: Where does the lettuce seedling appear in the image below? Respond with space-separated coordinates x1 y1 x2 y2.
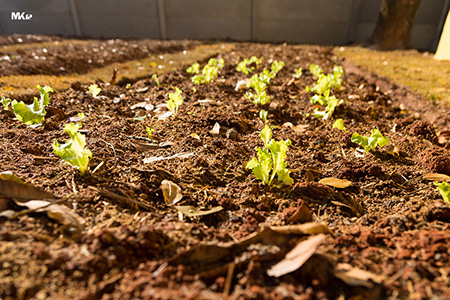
167 88 183 117
246 90 271 106
237 56 262 75
152 74 160 86
146 127 155 139
259 109 268 123
310 64 323 78
351 129 389 153
191 58 224 84
1 96 11 110
89 84 101 98
186 63 200 74
294 67 303 79
11 85 54 125
52 123 92 175
270 60 284 76
332 118 347 132
246 125 293 186
434 181 450 204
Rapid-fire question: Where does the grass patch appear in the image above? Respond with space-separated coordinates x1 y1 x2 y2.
335 46 450 104
1 43 234 99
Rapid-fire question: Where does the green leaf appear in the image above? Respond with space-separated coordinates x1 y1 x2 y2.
52 123 92 174
260 125 272 148
351 129 389 153
151 74 160 86
12 98 46 125
37 85 54 106
1 96 11 110
167 88 183 117
310 64 323 77
89 84 101 98
259 109 268 123
268 139 293 186
294 67 303 79
186 63 200 74
434 181 450 204
146 127 155 139
332 119 347 132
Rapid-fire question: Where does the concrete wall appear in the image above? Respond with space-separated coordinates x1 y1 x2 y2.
0 0 448 50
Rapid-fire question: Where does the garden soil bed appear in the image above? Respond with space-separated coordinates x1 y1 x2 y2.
1 37 450 300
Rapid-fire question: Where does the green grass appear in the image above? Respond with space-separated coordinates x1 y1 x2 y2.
335 46 450 104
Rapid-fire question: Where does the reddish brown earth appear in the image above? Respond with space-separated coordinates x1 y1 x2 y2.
1 36 450 300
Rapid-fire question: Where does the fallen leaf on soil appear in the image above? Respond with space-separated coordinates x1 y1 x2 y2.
153 110 173 120
190 133 201 141
267 234 326 277
0 177 84 237
0 178 55 201
0 171 24 183
334 263 384 288
131 140 159 152
173 205 223 217
282 122 309 133
235 79 249 91
210 122 220 135
423 173 450 182
159 141 174 148
143 151 194 164
135 87 149 93
160 179 183 205
130 101 154 111
386 144 400 157
438 130 450 144
319 177 353 188
169 223 332 278
14 200 85 237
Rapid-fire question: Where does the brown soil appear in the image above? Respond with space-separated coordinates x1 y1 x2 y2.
1 37 450 300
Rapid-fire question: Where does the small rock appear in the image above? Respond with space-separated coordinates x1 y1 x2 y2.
226 128 239 141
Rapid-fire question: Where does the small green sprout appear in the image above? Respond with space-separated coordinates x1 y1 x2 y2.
351 129 389 153
236 56 263 75
246 90 271 106
309 64 323 77
246 125 293 186
269 60 285 76
146 127 155 139
190 58 225 84
332 119 347 132
152 74 160 86
1 96 11 110
434 181 450 204
259 109 268 123
78 112 86 122
89 84 101 98
52 123 92 175
11 85 54 125
167 88 183 117
294 67 303 79
186 62 200 74
126 83 131 89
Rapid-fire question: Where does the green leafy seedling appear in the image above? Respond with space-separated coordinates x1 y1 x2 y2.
351 129 389 153
332 119 347 132
11 85 54 125
152 74 160 86
294 67 303 79
1 96 11 110
310 64 323 77
246 125 293 186
434 181 450 204
237 56 262 75
167 88 183 117
270 60 285 76
259 109 268 123
89 84 101 98
186 62 200 74
52 123 92 175
146 127 155 139
126 83 131 89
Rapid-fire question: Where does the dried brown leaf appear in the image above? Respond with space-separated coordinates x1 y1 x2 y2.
131 140 159 152
319 177 353 188
0 178 55 201
143 152 194 164
210 122 220 136
173 205 223 217
160 180 183 205
423 173 450 182
267 234 326 277
334 263 384 288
